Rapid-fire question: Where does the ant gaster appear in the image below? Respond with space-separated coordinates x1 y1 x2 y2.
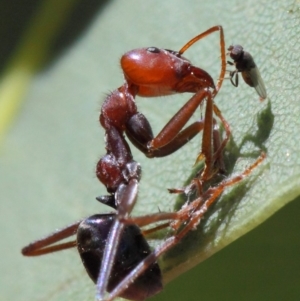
22 211 162 301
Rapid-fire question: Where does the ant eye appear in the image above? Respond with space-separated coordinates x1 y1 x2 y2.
147 47 160 53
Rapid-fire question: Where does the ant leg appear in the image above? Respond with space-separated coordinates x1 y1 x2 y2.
195 90 214 180
168 116 225 196
142 222 171 236
125 200 199 233
178 25 226 96
128 89 210 153
212 103 231 164
126 117 205 157
215 26 226 94
96 170 140 300
125 26 228 163
123 211 179 228
21 221 80 256
212 119 225 172
150 120 205 157
151 90 225 182
187 92 226 182
127 90 229 182
181 152 267 228
104 152 266 301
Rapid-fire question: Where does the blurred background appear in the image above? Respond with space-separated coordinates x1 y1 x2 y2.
0 0 299 300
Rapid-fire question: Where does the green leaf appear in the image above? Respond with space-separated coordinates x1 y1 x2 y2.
1 0 300 301
0 0 80 143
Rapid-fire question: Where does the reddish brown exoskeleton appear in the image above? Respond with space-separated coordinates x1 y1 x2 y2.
22 26 265 301
94 25 230 300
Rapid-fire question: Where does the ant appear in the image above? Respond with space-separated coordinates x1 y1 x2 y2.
227 45 267 101
22 209 163 301
102 152 266 301
100 25 229 183
22 26 264 301
94 25 230 300
22 150 266 301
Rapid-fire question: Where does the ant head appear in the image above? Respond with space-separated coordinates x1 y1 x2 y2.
121 47 190 87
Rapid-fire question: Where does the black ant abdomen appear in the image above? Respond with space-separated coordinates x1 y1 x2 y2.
77 214 162 301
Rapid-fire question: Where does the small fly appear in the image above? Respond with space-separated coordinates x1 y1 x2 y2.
227 44 267 101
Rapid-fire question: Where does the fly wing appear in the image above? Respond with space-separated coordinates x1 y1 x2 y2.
243 66 267 100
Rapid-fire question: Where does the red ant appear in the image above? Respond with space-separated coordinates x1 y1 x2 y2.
22 26 263 301
95 25 230 300
100 25 230 184
227 44 267 101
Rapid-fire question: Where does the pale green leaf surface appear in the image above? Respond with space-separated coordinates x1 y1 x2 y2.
1 0 300 301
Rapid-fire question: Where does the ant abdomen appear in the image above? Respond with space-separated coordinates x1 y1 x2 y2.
77 214 162 301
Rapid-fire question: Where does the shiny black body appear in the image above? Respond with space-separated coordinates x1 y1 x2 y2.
77 214 162 301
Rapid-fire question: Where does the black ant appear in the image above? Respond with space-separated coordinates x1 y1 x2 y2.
94 26 230 300
227 44 267 100
22 209 163 301
103 152 266 301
